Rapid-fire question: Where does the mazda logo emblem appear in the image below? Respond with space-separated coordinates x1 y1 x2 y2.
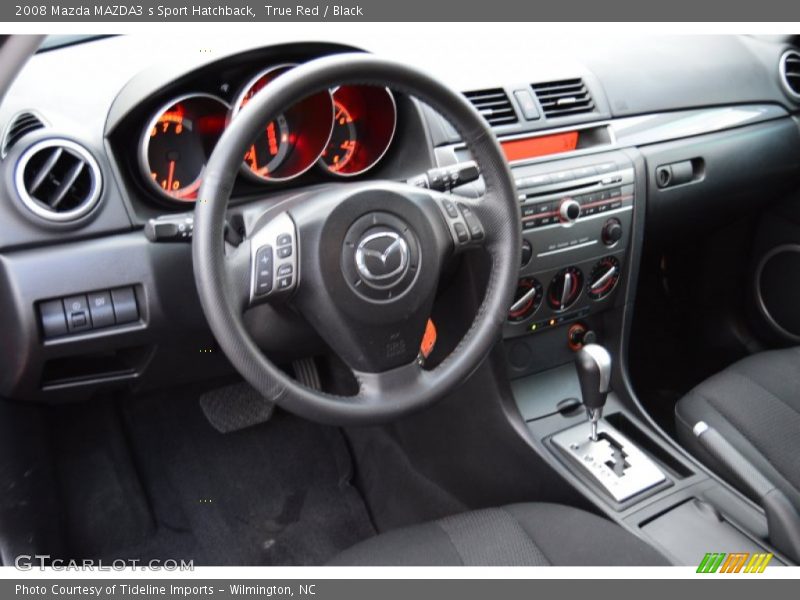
355 231 410 287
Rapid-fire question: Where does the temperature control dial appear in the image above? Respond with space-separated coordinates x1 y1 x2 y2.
508 277 543 322
587 256 621 301
547 267 583 312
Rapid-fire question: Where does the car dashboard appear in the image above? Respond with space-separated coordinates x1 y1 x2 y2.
1 32 800 404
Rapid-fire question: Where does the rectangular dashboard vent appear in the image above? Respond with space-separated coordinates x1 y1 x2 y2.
464 88 518 127
531 78 595 118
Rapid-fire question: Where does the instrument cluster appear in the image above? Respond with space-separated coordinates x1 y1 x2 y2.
139 63 398 204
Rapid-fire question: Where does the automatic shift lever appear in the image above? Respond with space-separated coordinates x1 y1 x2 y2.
575 344 612 441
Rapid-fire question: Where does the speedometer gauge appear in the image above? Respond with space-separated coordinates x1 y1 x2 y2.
325 101 358 172
321 86 397 177
140 94 228 203
231 65 334 182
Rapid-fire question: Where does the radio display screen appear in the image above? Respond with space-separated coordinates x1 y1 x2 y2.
501 131 579 162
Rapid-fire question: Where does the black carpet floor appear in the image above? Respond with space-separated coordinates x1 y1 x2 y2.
49 386 375 565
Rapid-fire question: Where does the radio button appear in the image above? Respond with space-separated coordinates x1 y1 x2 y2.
572 166 597 179
551 170 574 184
595 162 617 174
527 174 552 187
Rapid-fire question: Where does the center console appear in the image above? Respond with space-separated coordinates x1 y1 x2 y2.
490 147 791 566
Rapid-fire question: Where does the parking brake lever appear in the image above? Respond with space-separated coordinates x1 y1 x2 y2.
694 421 800 563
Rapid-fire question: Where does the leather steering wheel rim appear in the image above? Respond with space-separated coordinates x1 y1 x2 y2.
193 53 520 425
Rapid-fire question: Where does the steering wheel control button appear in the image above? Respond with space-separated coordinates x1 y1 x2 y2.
458 203 485 241
249 212 298 305
111 287 139 324
254 246 274 296
454 222 469 243
39 299 68 338
442 199 459 219
63 295 92 333
87 291 115 329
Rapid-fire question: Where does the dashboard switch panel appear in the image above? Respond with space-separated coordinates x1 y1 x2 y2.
39 286 140 339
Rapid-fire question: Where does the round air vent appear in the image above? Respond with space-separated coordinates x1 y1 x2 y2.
14 138 102 222
755 244 800 342
779 49 800 100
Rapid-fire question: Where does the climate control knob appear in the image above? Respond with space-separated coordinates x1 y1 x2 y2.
547 267 583 312
559 199 581 224
602 218 623 246
508 277 543 322
587 256 621 301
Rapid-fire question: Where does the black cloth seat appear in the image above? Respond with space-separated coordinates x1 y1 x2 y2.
329 503 668 566
675 347 800 509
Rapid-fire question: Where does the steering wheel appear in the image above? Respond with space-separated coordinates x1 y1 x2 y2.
193 53 521 425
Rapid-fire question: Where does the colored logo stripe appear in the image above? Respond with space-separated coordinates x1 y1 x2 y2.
697 552 773 573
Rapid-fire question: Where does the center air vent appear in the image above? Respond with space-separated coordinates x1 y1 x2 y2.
780 50 800 100
1 111 45 157
532 78 595 118
14 139 102 222
464 88 518 127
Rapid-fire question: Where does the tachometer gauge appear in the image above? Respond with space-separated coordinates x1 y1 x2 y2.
232 65 334 182
321 86 397 177
140 94 228 203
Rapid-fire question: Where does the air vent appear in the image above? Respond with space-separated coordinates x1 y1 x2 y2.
531 78 595 118
14 139 102 222
464 88 518 127
1 111 45 157
779 50 800 100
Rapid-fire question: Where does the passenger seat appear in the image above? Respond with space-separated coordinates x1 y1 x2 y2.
675 347 800 510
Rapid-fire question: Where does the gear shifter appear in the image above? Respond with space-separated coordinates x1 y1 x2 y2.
575 344 612 441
